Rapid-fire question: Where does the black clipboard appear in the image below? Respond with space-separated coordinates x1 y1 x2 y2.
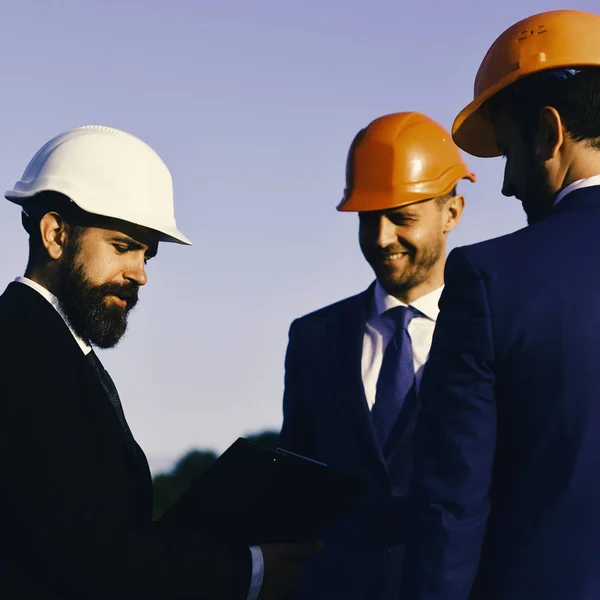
158 438 365 546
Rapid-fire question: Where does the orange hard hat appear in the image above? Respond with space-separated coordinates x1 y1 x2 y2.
338 112 475 212
453 10 600 158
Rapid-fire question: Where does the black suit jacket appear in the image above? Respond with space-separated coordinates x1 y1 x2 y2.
0 282 251 600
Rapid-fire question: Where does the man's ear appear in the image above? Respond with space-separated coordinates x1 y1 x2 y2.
443 194 465 234
536 106 564 161
39 212 69 260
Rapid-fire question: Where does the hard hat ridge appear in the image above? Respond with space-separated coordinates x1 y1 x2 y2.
338 112 475 212
452 10 600 157
6 125 191 245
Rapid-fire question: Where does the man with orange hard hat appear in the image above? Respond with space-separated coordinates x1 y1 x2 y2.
402 9 600 600
279 112 475 599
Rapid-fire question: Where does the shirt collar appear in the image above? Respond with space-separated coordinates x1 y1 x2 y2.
373 280 443 321
555 175 600 206
15 276 92 355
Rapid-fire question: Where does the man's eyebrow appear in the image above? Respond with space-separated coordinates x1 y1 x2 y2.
108 234 157 258
388 208 418 217
363 207 418 219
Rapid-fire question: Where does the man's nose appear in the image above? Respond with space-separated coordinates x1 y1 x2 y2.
123 256 147 287
376 216 398 247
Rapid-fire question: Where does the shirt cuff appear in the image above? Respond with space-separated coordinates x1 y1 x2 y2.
247 545 264 600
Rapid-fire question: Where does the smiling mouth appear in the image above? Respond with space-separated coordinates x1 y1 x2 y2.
380 252 408 262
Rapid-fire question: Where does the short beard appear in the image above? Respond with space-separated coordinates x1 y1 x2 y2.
56 239 139 349
372 238 443 297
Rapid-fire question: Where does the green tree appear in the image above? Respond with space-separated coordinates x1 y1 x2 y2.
152 449 217 520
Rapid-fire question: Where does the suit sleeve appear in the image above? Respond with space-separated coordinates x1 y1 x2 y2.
279 320 316 458
403 247 497 600
0 333 251 600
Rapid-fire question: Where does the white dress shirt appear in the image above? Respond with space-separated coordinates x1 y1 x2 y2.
361 281 443 410
555 174 600 206
14 276 264 600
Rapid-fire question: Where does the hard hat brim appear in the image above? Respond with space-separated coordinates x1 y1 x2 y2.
151 224 192 246
452 92 500 159
5 188 193 246
337 172 476 212
337 190 434 212
453 60 600 158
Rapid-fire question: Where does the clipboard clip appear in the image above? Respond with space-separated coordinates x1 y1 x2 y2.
276 447 328 467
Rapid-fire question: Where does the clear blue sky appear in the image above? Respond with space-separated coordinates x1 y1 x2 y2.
1 0 596 473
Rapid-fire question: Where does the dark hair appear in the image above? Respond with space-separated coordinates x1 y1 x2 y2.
435 186 457 208
490 67 600 149
21 191 89 233
22 192 89 267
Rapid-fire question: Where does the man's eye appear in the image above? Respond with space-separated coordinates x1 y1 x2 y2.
113 245 128 254
390 215 413 225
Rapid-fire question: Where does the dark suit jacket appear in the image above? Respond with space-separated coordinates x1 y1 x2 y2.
280 284 420 599
404 186 600 600
0 282 251 599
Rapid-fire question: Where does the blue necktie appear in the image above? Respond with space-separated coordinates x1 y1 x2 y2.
372 306 416 446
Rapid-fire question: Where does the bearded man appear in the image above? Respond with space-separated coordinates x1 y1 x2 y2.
0 125 318 600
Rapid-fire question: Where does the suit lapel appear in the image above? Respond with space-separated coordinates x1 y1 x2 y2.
328 283 389 481
81 353 154 503
3 282 154 512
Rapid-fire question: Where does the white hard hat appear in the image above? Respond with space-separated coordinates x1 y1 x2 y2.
5 125 191 245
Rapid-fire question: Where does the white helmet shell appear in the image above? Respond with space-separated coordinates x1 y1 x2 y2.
5 125 191 245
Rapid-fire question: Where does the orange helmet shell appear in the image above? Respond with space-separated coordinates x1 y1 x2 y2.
453 10 600 158
338 112 475 212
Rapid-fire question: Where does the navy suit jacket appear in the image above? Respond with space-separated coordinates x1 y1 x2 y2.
404 186 600 600
280 283 419 599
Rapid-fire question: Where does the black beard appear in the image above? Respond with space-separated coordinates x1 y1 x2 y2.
56 246 139 349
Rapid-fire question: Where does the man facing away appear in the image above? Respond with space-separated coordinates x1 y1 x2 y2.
0 125 319 600
403 9 600 600
279 112 474 599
